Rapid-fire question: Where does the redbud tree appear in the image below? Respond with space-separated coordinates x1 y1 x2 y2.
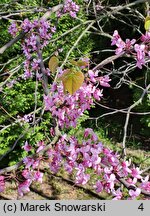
0 0 150 199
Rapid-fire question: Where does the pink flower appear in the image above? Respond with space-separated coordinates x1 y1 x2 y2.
22 114 33 123
22 169 33 180
104 166 113 174
63 0 80 18
134 44 145 69
88 70 98 83
93 88 103 100
140 176 150 192
23 157 34 168
108 154 119 166
18 179 31 197
31 58 41 70
115 38 125 54
34 171 43 183
75 164 91 184
79 57 89 69
21 18 33 32
129 188 141 199
125 38 136 50
112 188 122 200
104 173 116 190
64 162 73 173
8 22 18 37
140 32 150 42
84 128 93 138
23 141 32 152
70 11 77 18
32 159 40 169
49 152 62 173
0 176 5 192
94 180 103 193
121 160 132 176
51 26 56 33
44 95 53 110
126 177 137 185
98 75 111 87
23 70 33 79
36 141 45 153
131 167 142 179
111 30 120 46
75 172 90 185
111 30 136 55
141 181 150 192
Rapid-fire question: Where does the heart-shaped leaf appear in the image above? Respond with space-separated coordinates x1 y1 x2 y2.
60 69 84 95
48 56 59 73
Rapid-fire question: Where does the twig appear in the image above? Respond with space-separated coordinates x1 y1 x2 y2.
122 84 150 157
0 128 29 161
141 166 150 174
0 32 26 55
36 36 49 95
0 107 42 133
110 0 148 13
49 20 94 43
92 54 123 72
54 21 95 82
32 71 39 126
94 102 150 116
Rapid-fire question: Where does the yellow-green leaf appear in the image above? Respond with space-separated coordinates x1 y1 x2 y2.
48 56 59 73
144 16 150 31
70 60 78 66
77 60 88 67
60 69 84 95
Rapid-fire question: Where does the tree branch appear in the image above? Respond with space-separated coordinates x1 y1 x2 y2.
36 36 49 95
0 4 63 55
122 84 150 156
92 54 123 72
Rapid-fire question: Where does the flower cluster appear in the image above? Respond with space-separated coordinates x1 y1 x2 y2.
47 128 150 199
44 73 105 128
17 128 149 199
88 70 111 87
8 22 18 37
57 0 80 18
111 30 150 69
17 141 45 196
8 19 55 79
18 169 44 197
63 0 80 18
1 127 149 199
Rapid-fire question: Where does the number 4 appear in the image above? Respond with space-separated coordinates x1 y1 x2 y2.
138 203 144 211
